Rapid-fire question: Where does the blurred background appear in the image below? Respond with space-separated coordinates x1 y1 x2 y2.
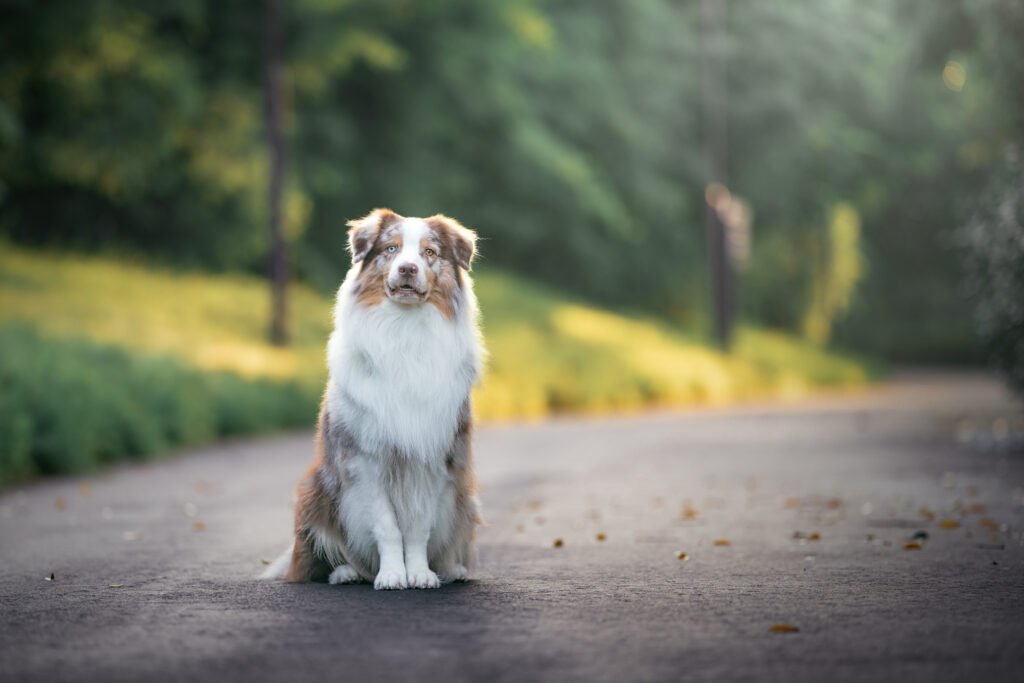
0 0 1022 483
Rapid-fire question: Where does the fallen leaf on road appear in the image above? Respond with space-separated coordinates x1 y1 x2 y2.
676 551 689 561
682 505 699 520
769 624 799 633
903 542 922 551
827 498 842 510
55 497 66 511
595 532 607 542
919 506 936 521
260 559 271 566
79 483 92 497
552 538 564 548
515 524 525 533
193 521 206 532
526 500 543 511
784 497 800 509
713 539 731 547
808 532 821 541
939 519 960 530
978 518 998 532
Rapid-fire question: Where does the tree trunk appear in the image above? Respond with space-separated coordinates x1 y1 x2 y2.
264 0 288 346
701 0 734 351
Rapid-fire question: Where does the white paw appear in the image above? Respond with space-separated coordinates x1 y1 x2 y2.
438 564 469 583
374 568 408 590
328 565 361 585
407 568 441 589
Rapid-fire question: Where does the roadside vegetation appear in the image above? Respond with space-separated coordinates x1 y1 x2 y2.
0 244 870 484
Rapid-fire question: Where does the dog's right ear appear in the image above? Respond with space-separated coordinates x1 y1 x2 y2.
346 208 400 264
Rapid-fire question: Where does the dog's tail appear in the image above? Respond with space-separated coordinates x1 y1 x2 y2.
258 542 294 580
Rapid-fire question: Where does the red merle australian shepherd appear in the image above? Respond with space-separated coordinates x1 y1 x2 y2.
261 209 484 589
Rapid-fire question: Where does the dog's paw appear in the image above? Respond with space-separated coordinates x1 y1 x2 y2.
328 564 361 585
437 564 469 583
407 568 441 589
374 569 408 591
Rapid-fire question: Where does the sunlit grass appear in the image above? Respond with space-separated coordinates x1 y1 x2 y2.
0 243 871 424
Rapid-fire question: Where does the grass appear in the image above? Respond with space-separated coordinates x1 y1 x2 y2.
0 243 871 482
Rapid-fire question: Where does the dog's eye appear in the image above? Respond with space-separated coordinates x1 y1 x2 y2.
386 245 397 254
424 248 435 257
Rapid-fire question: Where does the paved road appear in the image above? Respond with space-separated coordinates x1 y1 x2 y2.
2 371 1023 683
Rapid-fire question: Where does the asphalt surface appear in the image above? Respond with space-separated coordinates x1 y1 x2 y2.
2 371 1023 683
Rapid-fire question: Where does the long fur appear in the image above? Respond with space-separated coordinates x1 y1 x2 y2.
261 209 484 589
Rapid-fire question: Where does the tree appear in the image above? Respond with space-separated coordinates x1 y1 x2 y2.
263 0 288 346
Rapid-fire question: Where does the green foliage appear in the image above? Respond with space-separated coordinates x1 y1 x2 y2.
0 243 870 482
1 0 1021 362
0 323 316 486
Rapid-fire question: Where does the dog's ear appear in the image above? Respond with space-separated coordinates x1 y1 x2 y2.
346 208 400 264
427 214 478 271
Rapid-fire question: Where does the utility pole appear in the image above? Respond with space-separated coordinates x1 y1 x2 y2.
700 0 734 350
264 0 288 346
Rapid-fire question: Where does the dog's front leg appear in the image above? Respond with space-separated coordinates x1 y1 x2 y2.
371 490 408 590
403 514 440 589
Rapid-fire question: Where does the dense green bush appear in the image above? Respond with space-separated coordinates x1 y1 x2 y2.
0 324 317 485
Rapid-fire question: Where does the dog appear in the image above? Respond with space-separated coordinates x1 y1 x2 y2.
261 208 484 589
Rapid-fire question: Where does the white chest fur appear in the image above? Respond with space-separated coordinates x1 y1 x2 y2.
326 271 481 463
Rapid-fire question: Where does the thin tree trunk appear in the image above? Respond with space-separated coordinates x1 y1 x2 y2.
701 0 734 351
264 0 288 346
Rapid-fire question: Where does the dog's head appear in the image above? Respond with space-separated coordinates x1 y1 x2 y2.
347 208 477 318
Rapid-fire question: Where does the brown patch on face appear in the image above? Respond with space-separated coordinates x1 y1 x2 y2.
425 215 478 272
347 208 401 264
425 258 459 320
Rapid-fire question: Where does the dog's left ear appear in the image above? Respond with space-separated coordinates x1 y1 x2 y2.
427 215 478 271
346 208 400 264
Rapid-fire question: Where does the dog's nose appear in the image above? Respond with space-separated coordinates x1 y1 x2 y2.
398 262 418 277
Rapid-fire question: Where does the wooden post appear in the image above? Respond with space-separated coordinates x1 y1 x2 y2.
264 0 288 346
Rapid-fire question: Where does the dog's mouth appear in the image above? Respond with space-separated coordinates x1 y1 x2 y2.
387 282 427 301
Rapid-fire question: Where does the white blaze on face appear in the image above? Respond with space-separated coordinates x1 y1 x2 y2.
387 218 430 293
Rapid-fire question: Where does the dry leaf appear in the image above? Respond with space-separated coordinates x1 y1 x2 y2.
515 524 525 533
676 551 689 561
784 497 800 509
526 500 543 512
55 497 66 511
682 505 699 520
79 483 92 497
968 503 987 515
193 521 206 532
713 539 731 547
978 518 999 532
939 519 960 530
260 559 271 566
827 498 842 510
552 538 564 548
595 532 607 542
769 624 799 633
809 532 821 541
903 542 922 551
919 506 936 521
